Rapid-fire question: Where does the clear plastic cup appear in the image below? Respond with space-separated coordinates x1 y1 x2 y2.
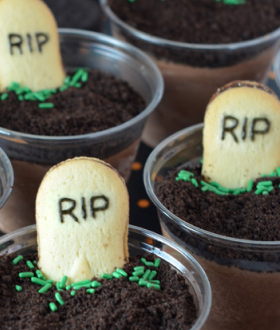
0 224 211 329
0 28 163 233
273 48 280 92
100 0 280 146
0 147 13 215
144 123 280 330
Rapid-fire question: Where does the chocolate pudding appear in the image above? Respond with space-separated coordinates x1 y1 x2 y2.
103 0 280 146
156 164 280 330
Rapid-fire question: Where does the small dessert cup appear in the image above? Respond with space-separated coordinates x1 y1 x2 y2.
0 28 163 233
0 224 211 330
144 124 280 330
101 0 280 146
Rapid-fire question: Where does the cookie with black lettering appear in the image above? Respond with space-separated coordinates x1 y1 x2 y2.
202 81 280 189
36 157 129 284
0 0 65 92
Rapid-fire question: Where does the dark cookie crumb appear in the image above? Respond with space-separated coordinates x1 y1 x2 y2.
0 253 197 330
109 0 280 67
157 165 280 241
0 69 146 136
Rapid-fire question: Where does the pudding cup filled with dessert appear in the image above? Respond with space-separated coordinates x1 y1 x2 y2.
144 81 280 330
0 156 211 329
101 0 280 146
0 1 163 233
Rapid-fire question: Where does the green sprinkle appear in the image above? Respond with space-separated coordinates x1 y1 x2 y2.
140 258 146 264
72 283 91 290
39 102 54 109
145 261 154 267
60 275 68 289
267 186 274 192
81 71 88 82
19 272 34 278
129 276 140 282
12 255 23 265
59 85 68 92
15 285 22 291
101 273 113 280
70 290 76 296
132 270 144 277
147 283 161 290
69 69 84 86
276 167 280 177
134 266 145 271
112 271 122 279
116 268 128 277
257 181 272 187
33 92 46 102
175 170 194 182
262 191 269 195
86 289 95 294
269 171 277 177
55 292 65 305
191 178 199 188
90 281 102 288
71 279 91 287
56 281 63 291
151 280 160 284
74 83 81 88
66 285 71 290
64 76 71 84
247 179 254 192
255 188 263 195
138 279 148 286
154 259 161 268
26 260 34 269
31 277 48 286
148 270 157 281
200 159 203 164
1 93 8 101
36 270 44 279
142 269 151 281
33 260 37 265
49 302 57 312
38 283 52 294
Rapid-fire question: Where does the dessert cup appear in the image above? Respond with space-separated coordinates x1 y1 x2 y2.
100 0 280 146
144 124 280 330
0 224 211 330
0 28 163 233
273 48 280 93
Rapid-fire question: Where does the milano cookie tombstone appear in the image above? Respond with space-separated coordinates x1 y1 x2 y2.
202 81 280 189
36 157 129 284
0 0 65 91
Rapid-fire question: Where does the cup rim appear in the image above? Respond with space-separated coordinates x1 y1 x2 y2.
0 147 13 209
0 223 212 329
144 123 280 248
100 0 280 51
0 28 164 142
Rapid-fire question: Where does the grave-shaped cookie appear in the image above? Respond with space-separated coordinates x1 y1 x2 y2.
0 0 65 91
202 81 280 189
36 157 129 284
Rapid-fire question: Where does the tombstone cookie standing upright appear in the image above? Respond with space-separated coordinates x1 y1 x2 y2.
202 81 280 189
36 157 129 283
0 0 65 91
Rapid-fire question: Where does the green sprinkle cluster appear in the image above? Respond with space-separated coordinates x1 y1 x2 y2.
175 167 280 196
13 255 162 312
0 68 89 109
